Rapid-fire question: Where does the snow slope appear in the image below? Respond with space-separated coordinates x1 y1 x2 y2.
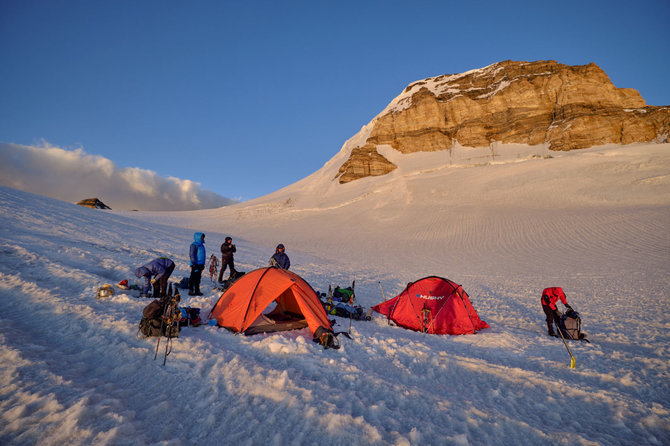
1 142 669 445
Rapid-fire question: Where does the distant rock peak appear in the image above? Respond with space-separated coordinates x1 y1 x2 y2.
76 198 111 209
336 60 669 183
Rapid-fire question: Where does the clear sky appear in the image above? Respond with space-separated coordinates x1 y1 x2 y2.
1 0 668 206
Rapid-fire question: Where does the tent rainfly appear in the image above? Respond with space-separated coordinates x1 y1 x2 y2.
372 276 489 335
208 267 333 336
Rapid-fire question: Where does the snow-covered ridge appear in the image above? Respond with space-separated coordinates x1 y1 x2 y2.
376 62 547 116
241 140 670 216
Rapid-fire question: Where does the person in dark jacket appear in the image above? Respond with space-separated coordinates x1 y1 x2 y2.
541 287 572 337
189 232 206 296
217 236 237 282
269 243 290 270
135 257 175 297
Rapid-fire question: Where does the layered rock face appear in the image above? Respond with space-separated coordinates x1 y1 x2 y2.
336 60 669 183
77 198 111 209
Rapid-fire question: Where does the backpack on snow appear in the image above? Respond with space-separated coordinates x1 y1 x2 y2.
558 309 587 341
333 286 354 302
138 297 181 338
177 277 190 289
178 306 202 327
312 325 352 350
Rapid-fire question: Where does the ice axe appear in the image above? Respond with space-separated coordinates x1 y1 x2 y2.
556 321 576 369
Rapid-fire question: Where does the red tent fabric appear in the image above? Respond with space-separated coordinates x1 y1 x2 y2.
372 276 488 335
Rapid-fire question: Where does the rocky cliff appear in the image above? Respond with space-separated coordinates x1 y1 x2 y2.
337 60 670 183
76 198 111 209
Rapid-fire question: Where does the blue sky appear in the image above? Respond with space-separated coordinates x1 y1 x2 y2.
1 0 668 205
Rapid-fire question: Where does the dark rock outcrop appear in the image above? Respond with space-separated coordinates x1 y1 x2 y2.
76 198 112 209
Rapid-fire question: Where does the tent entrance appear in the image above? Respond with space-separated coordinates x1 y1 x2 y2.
244 292 308 335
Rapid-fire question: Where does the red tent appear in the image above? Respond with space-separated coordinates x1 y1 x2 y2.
372 276 488 335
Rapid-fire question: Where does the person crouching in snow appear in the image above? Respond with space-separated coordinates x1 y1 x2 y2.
541 287 572 337
189 232 206 296
134 257 175 298
269 243 290 270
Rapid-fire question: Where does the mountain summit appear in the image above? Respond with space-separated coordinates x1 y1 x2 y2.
337 60 670 183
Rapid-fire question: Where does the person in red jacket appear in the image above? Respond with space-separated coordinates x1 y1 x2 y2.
541 287 572 337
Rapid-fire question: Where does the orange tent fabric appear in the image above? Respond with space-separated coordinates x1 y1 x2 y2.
208 267 332 336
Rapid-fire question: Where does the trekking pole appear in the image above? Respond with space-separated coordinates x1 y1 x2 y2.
162 302 172 365
154 297 169 361
154 334 161 360
163 335 172 366
162 298 179 365
348 280 355 335
556 321 576 369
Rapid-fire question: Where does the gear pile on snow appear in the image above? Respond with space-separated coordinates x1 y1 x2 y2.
95 284 115 299
319 285 370 321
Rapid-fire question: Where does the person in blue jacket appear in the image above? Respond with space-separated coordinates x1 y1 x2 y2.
189 232 206 296
269 243 290 270
134 257 175 298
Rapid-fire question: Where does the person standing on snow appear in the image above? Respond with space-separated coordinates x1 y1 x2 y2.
189 232 206 296
217 236 238 282
541 287 572 337
269 243 290 270
134 257 175 298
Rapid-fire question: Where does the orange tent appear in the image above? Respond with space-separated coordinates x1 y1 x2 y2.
208 267 332 336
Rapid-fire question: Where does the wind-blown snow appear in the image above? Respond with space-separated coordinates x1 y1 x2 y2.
1 142 669 445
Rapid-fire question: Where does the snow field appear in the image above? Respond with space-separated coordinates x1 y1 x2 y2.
1 142 669 445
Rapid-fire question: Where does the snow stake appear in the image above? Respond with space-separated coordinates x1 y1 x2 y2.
378 281 386 303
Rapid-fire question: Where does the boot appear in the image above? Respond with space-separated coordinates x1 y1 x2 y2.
547 322 557 337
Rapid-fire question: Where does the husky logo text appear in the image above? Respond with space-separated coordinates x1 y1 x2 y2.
415 294 445 300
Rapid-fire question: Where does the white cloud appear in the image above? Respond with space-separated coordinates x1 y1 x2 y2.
0 141 236 211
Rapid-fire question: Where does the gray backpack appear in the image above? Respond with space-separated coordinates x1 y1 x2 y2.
559 309 587 341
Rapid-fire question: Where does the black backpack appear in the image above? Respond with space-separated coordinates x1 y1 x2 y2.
312 325 353 350
559 309 587 341
139 297 181 338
